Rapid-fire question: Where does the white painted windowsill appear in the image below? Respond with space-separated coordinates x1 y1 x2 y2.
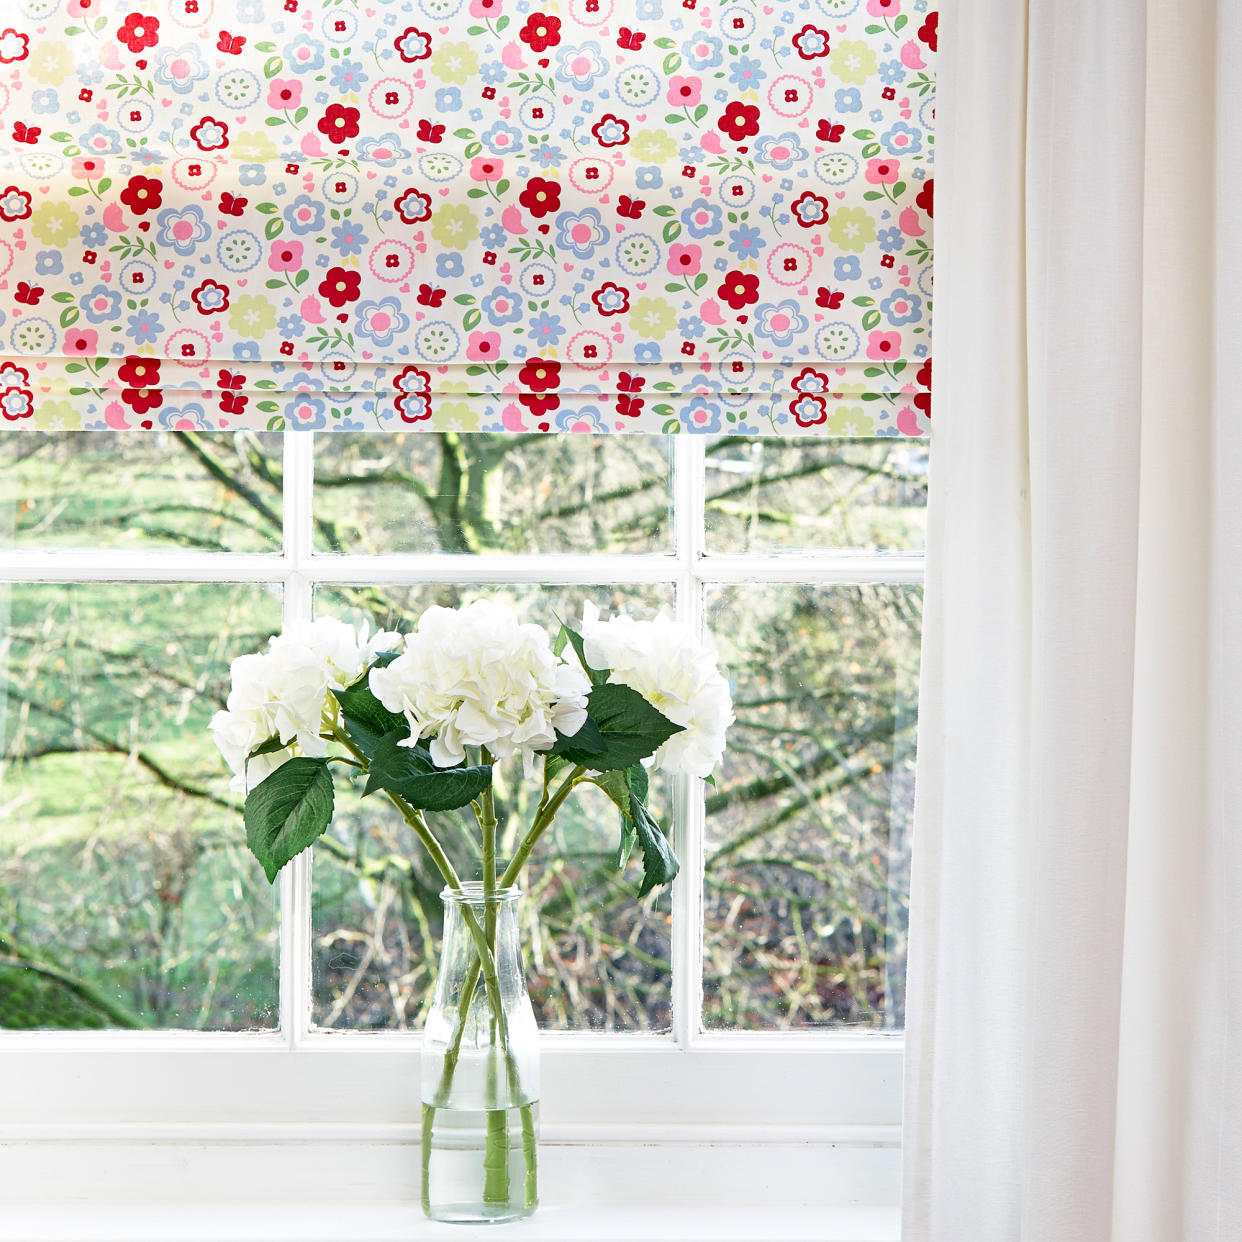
0 1203 902 1242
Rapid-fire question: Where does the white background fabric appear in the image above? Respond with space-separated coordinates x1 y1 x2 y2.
902 1 1241 1238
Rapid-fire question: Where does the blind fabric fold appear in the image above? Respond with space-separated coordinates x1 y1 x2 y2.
0 0 934 434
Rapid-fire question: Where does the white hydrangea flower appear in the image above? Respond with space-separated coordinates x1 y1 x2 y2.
211 618 403 793
578 602 734 778
368 599 590 775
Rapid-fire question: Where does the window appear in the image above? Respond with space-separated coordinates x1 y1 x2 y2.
0 431 924 1206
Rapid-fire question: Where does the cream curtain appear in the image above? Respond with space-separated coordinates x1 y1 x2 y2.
903 1 1240 1238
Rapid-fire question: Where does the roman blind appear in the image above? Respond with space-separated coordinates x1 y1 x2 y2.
0 0 934 434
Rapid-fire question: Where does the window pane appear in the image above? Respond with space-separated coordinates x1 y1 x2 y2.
704 438 928 554
311 583 674 1032
0 432 284 552
312 433 673 555
702 583 921 1030
0 582 282 1030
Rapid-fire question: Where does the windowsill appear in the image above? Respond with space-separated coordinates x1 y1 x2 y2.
0 1203 902 1242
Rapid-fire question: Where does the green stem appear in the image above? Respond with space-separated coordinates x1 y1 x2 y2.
501 764 587 887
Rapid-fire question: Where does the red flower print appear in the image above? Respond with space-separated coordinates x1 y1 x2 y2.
617 195 645 219
791 190 831 227
815 287 844 310
591 281 630 316
916 359 931 390
317 104 361 146
189 116 228 152
518 13 561 52
191 278 230 314
0 29 30 64
218 191 246 216
816 119 845 142
394 187 432 224
717 101 760 143
792 24 831 59
0 385 33 420
118 355 163 415
518 392 560 417
918 12 938 50
120 174 163 215
789 393 828 428
916 177 934 218
517 358 561 392
393 365 432 423
791 367 831 395
394 27 432 62
318 266 361 308
519 176 561 218
591 114 630 147
116 13 160 53
417 119 446 143
717 270 760 311
0 185 32 221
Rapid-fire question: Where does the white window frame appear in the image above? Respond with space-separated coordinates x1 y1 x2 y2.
0 432 916 1215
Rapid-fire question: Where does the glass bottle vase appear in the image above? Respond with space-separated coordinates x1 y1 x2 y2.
421 883 539 1224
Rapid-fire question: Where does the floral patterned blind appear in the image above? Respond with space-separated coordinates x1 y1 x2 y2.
0 0 934 434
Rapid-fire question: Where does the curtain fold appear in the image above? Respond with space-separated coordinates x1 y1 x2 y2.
0 0 935 435
904 1 1239 1239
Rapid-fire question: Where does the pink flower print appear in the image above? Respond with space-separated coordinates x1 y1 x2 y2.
667 244 702 277
470 157 505 182
866 330 902 361
866 0 901 14
268 240 304 272
666 75 702 108
466 331 502 362
469 0 503 16
267 78 302 110
865 158 900 184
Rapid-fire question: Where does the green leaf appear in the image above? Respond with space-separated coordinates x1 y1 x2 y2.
893 13 908 30
244 757 334 883
662 51 682 75
693 104 708 123
554 623 608 686
463 307 482 331
562 682 683 772
852 295 875 307
247 736 289 760
665 112 685 126
96 177 111 193
264 278 285 290
264 217 284 240
652 204 676 217
550 716 605 759
661 219 682 244
363 730 493 811
263 55 283 80
862 308 882 331
331 682 408 758
630 797 679 896
58 308 80 329
293 106 309 124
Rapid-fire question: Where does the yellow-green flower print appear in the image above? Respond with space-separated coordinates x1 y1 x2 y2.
630 129 678 163
229 295 278 340
629 297 677 340
430 203 479 250
827 206 876 253
429 42 479 85
829 40 878 86
31 202 77 247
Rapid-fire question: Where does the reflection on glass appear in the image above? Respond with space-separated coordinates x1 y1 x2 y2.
704 437 928 554
311 583 675 1032
312 433 673 555
703 583 921 1030
0 582 282 1029
0 431 284 552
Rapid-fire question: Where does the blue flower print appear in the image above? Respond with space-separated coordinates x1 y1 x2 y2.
277 315 304 338
240 164 266 186
755 300 809 349
329 60 368 92
156 205 210 256
126 310 165 347
754 133 806 172
35 251 62 277
554 44 608 90
80 124 121 156
877 226 904 254
355 297 410 348
681 397 724 432
82 284 122 324
435 87 463 113
556 208 609 259
729 56 766 89
636 0 663 17
879 59 907 85
834 255 862 282
481 121 523 156
531 144 567 168
286 395 330 429
881 121 923 156
526 311 565 348
330 219 369 256
482 287 523 327
726 224 766 261
154 45 210 94
233 341 262 362
356 135 407 165
480 61 506 86
880 288 923 326
636 166 662 190
436 253 464 279
31 89 58 115
683 34 723 70
284 36 326 74
284 195 325 235
80 222 108 248
634 341 662 364
679 316 705 340
834 87 863 113
681 198 723 238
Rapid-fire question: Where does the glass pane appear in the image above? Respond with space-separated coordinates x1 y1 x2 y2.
311 583 674 1032
704 438 928 554
0 431 284 552
0 582 282 1029
702 583 921 1030
312 433 673 555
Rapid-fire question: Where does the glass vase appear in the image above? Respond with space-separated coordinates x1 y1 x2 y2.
421 883 539 1224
